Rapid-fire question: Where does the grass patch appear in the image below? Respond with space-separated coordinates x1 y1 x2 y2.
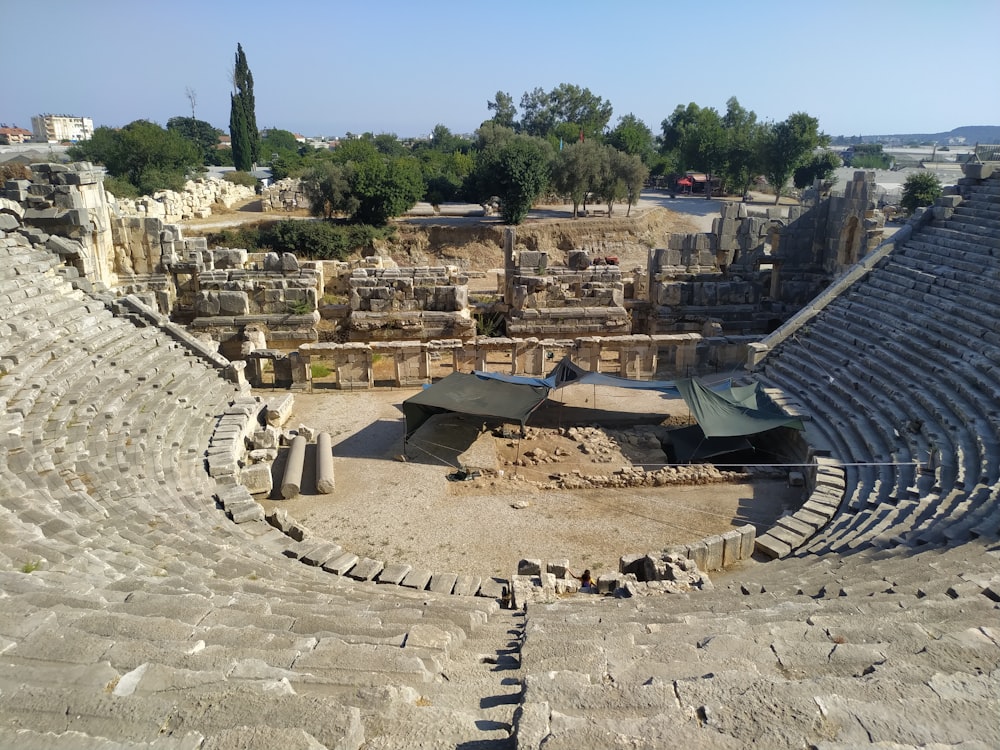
20 560 40 573
311 363 332 379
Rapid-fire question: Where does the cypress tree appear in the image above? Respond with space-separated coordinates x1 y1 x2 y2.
229 43 259 172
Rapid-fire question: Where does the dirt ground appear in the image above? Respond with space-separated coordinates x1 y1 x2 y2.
258 386 805 580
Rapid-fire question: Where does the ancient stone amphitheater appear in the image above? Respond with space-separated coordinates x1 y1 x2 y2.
1 165 999 749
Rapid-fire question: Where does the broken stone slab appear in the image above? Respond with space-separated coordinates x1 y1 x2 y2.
239 462 273 496
428 572 458 595
477 577 507 600
228 500 264 524
300 542 342 567
266 393 295 426
755 533 792 559
453 574 482 597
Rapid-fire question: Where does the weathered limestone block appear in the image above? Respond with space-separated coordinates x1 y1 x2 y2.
240 463 273 496
266 394 294 426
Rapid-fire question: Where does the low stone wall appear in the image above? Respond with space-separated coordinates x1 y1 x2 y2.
260 177 307 212
112 176 255 223
257 332 745 390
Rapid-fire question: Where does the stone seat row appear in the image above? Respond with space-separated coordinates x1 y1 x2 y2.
513 542 1000 749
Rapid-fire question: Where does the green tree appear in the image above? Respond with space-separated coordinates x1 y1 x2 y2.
486 91 517 129
660 103 726 177
259 128 304 178
612 149 649 217
719 97 762 197
473 134 551 224
69 120 201 195
758 112 824 204
793 150 842 189
229 42 259 172
551 140 606 217
607 113 656 166
351 155 424 225
900 171 942 213
301 162 357 219
519 83 613 141
167 116 223 165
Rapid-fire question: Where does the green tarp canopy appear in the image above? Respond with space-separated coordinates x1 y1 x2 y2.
402 371 550 441
674 378 804 438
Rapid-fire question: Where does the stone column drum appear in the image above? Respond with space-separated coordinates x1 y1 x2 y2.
316 431 335 493
281 435 307 499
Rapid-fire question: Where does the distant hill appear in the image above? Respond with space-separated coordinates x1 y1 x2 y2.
832 126 1000 146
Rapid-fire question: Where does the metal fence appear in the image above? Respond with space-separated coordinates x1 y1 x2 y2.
973 143 1000 162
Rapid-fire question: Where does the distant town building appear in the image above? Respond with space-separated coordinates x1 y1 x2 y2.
0 125 33 144
31 114 94 143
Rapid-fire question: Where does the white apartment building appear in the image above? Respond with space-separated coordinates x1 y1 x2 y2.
31 114 94 143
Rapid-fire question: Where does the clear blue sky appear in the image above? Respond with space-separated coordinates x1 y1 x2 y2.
5 0 999 139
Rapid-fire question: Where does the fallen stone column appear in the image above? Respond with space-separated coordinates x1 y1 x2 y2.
281 435 307 499
316 431 335 493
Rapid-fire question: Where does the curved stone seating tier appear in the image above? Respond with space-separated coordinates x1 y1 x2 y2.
754 173 1000 557
4 169 1000 747
0 227 520 748
514 543 1000 749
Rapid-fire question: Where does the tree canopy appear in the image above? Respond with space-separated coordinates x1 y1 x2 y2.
758 112 825 204
229 43 259 172
519 83 613 142
486 91 517 130
68 120 201 196
167 116 224 165
300 138 423 225
472 133 551 224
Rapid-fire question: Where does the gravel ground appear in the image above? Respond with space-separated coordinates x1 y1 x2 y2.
258 387 804 581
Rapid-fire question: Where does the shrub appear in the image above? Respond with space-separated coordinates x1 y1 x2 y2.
900 172 943 213
203 220 394 260
103 175 140 199
224 170 258 188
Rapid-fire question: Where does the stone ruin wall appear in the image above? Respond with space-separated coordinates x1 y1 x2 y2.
646 170 885 336
247 331 749 391
4 162 882 381
259 177 308 212
111 176 255 223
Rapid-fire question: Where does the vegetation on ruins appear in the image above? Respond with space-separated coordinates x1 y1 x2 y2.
0 163 31 183
222 171 258 188
205 220 394 261
900 171 943 213
68 120 201 197
229 43 260 172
